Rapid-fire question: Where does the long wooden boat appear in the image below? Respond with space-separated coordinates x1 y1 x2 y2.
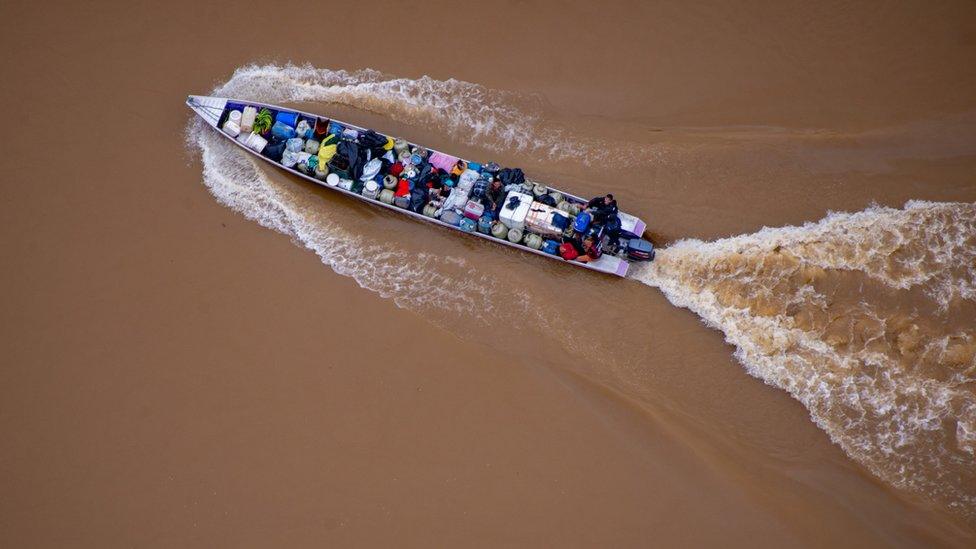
186 95 651 277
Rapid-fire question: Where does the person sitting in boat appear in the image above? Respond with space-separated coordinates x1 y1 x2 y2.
586 193 618 222
427 174 450 201
575 236 603 263
484 179 506 214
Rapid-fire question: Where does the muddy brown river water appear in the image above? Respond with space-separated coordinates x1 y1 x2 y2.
2 1 975 546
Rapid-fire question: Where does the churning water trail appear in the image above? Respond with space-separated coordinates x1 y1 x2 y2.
186 118 500 316
189 63 976 522
631 201 976 520
184 62 659 327
202 62 651 167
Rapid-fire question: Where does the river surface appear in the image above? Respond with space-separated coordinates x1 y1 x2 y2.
3 1 975 546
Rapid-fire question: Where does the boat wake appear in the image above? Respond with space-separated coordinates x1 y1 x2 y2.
184 62 635 336
631 201 976 520
201 62 651 167
186 117 500 316
187 63 976 523
185 112 578 340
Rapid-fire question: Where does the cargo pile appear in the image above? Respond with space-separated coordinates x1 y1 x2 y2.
219 102 653 263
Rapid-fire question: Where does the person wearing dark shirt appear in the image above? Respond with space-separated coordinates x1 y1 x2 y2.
586 193 615 209
484 179 506 214
586 193 618 222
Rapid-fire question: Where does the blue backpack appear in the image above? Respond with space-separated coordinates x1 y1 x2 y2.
552 213 569 230
542 240 560 255
574 211 592 232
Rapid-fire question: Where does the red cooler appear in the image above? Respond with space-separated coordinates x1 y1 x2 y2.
463 200 485 220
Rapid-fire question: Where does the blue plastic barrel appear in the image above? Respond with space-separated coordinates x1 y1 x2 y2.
477 215 493 234
459 217 477 232
275 111 298 128
271 121 297 140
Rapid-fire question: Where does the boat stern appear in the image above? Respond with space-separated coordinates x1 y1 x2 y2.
617 211 646 238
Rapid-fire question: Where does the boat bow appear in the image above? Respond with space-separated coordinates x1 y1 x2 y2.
186 95 228 128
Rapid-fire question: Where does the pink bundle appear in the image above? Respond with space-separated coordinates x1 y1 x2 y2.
428 151 459 172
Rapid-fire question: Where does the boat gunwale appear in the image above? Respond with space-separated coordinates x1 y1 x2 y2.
188 95 634 277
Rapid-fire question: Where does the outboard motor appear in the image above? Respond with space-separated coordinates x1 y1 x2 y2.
626 238 655 261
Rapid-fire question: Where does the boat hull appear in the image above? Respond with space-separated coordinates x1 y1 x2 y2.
186 95 644 277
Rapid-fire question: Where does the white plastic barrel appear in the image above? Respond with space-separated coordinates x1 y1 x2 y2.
243 132 267 153
222 120 241 137
240 106 257 133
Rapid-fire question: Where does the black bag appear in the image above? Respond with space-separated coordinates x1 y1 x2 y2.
409 187 428 212
414 163 433 184
333 140 365 180
538 194 557 206
328 153 350 171
357 129 389 158
262 140 287 161
497 167 525 187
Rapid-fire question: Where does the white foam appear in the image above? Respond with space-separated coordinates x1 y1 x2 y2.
184 63 648 327
632 200 976 519
187 62 976 521
186 118 499 316
207 62 649 167
185 110 571 339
